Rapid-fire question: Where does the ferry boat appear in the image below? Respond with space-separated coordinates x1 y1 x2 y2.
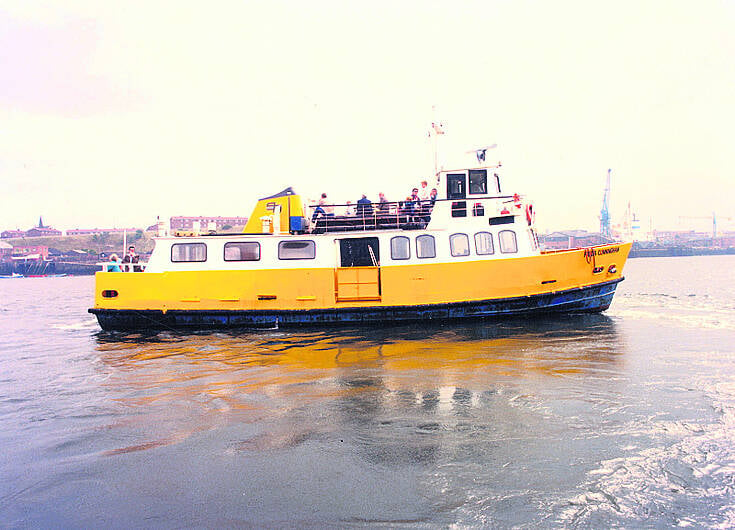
88 164 631 331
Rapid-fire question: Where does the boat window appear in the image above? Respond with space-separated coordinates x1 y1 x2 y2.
468 169 487 195
390 236 410 260
224 242 260 261
416 235 436 259
171 243 207 262
489 216 515 226
475 232 495 255
499 230 518 253
278 240 316 260
451 201 467 218
446 173 466 199
450 233 470 257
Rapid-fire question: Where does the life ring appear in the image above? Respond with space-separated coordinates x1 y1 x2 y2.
525 203 534 225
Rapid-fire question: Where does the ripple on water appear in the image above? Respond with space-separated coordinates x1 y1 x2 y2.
557 379 735 528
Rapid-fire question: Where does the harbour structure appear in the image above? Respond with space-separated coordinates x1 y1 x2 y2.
600 169 612 241
89 162 631 331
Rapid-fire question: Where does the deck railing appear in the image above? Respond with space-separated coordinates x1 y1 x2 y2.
305 195 519 234
97 261 147 272
307 200 435 234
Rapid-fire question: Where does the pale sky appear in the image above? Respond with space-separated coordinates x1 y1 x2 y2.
1 0 734 234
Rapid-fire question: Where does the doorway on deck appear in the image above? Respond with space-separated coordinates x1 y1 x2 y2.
335 237 381 302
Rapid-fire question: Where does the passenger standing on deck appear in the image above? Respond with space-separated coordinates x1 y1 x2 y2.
343 201 355 216
377 192 389 213
107 254 122 272
312 192 334 222
402 195 417 219
409 187 420 214
418 180 430 201
122 245 141 272
422 188 439 223
356 194 373 217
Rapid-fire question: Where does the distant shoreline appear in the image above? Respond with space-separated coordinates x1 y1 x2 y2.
629 247 735 258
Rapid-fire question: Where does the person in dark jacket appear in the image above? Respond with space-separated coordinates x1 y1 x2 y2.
122 245 141 272
355 194 373 217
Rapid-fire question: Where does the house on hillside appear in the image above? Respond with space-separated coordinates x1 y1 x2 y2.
26 227 62 237
1 230 25 239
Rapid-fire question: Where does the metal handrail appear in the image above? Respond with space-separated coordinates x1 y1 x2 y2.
97 261 147 272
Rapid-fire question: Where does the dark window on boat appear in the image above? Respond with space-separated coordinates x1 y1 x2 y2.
390 236 410 260
499 230 518 253
224 242 260 261
171 243 207 262
278 240 316 260
416 235 436 259
339 237 380 267
494 173 502 194
489 216 515 226
450 233 470 257
468 169 487 195
475 232 495 255
446 173 466 199
451 201 467 217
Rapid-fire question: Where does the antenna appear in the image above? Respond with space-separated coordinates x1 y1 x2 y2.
429 105 445 177
466 144 498 163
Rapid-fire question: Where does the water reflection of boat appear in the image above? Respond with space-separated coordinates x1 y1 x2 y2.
90 157 630 331
94 317 625 465
96 315 622 377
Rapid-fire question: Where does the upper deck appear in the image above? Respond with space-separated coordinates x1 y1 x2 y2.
231 164 531 237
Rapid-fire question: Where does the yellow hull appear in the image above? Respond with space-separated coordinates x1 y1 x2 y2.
92 243 630 313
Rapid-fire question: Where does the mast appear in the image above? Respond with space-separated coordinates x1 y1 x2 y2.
429 106 445 178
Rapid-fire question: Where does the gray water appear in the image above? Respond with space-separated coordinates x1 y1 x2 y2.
1 256 734 528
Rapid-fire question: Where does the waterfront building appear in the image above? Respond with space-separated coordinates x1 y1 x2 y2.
26 227 62 237
169 216 249 231
12 245 49 260
65 228 142 236
1 230 25 239
539 230 607 250
0 241 12 261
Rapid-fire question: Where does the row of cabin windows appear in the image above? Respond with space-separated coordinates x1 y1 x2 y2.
169 231 519 263
389 230 518 260
446 169 502 200
170 240 315 263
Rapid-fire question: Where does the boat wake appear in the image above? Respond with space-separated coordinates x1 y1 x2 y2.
51 319 100 331
608 293 735 330
557 380 735 527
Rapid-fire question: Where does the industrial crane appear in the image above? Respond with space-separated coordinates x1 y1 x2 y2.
678 212 733 239
600 169 611 240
